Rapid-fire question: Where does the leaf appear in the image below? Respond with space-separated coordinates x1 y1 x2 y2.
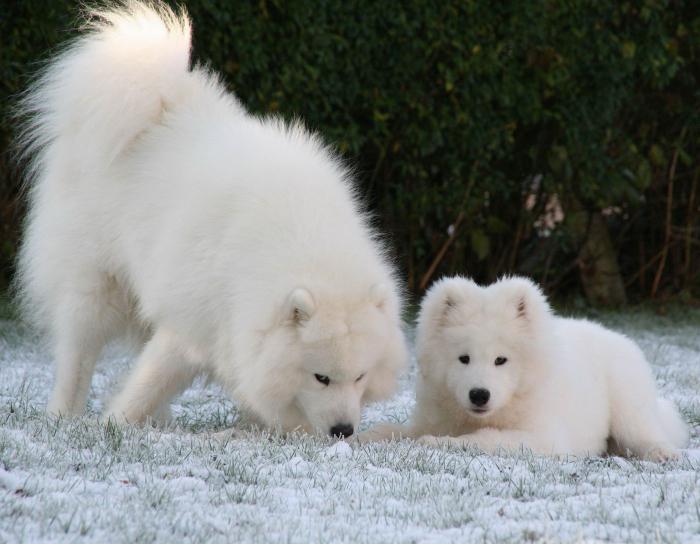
635 159 652 190
649 144 666 167
622 41 636 59
470 230 490 261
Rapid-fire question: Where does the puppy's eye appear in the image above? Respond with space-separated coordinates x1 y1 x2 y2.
458 354 470 365
314 374 330 386
355 373 366 382
495 356 508 366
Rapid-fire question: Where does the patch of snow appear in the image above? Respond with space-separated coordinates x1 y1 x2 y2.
0 314 699 542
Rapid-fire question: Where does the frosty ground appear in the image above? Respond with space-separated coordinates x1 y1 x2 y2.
1 307 699 543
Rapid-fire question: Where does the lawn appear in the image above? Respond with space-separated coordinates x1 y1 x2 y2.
1 309 699 543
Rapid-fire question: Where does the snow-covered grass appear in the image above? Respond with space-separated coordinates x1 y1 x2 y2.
1 309 699 543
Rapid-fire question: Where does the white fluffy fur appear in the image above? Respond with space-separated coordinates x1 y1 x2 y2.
361 276 688 461
15 1 407 436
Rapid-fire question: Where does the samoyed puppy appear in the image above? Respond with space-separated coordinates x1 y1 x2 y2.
15 2 407 437
361 276 688 460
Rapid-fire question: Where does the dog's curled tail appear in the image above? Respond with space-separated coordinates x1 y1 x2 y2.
16 1 192 181
658 397 689 448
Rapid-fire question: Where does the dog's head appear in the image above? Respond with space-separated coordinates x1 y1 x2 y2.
236 284 407 438
416 276 551 419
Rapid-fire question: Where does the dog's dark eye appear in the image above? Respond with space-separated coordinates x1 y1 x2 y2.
458 354 470 365
314 374 330 386
495 356 508 366
355 373 366 382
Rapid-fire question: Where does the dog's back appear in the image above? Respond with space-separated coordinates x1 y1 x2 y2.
14 2 406 423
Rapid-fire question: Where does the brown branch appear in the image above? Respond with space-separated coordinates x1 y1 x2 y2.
508 220 524 271
419 211 464 291
540 240 557 287
651 127 686 299
419 168 478 291
626 239 681 288
544 257 581 293
683 168 699 289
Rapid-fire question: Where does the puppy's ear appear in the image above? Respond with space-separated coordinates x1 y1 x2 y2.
417 276 476 329
497 276 551 325
285 288 315 324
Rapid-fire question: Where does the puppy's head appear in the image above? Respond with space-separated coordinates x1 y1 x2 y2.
416 276 551 419
237 284 407 438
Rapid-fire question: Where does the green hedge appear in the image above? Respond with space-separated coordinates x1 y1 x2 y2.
1 1 699 302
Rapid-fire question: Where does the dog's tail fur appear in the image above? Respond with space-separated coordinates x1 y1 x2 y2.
13 2 193 328
16 1 192 182
658 397 689 448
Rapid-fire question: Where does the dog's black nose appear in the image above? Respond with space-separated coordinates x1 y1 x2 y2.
330 423 354 438
469 388 490 407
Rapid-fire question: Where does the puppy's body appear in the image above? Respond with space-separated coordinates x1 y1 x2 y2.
364 277 687 460
16 2 406 435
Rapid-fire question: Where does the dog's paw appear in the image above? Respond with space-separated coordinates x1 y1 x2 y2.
353 424 409 445
417 434 451 448
346 433 366 446
208 428 237 441
349 430 389 447
642 445 680 463
149 403 173 428
100 412 129 426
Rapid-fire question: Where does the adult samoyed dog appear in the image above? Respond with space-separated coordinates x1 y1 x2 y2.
361 276 688 460
15 2 407 437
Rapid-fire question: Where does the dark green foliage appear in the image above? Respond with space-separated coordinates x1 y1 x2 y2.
1 0 698 301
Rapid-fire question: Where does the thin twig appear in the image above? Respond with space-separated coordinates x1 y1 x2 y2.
544 257 581 293
683 168 698 289
626 240 681 288
651 126 686 298
419 168 478 291
419 211 465 292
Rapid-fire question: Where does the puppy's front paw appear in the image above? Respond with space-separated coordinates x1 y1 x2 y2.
417 434 450 448
353 424 411 445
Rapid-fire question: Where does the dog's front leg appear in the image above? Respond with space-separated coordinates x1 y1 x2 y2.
418 428 541 454
103 328 199 425
353 422 416 444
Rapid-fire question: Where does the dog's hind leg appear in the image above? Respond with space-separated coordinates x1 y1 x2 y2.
104 328 199 425
609 401 682 462
46 283 122 416
607 355 682 462
609 409 679 462
47 320 103 416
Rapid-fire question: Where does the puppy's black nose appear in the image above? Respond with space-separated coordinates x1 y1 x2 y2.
469 388 490 407
330 423 354 438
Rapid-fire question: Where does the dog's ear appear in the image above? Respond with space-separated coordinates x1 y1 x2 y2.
369 283 402 318
497 276 551 325
285 288 315 324
364 324 408 402
369 283 389 311
418 276 477 329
